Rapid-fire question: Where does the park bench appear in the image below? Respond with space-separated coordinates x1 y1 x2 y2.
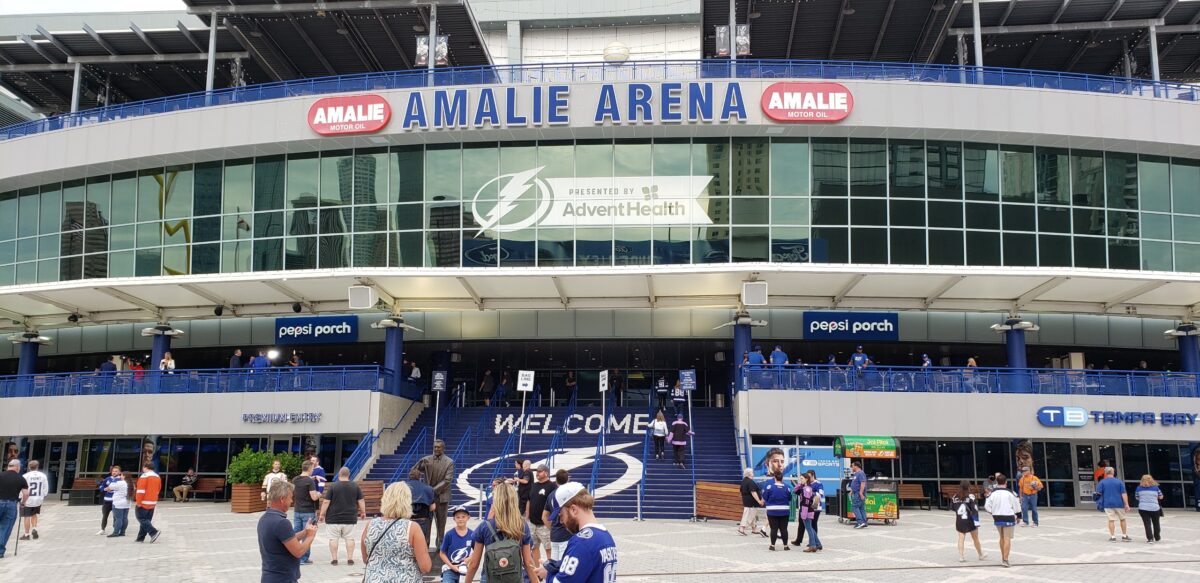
898 483 931 510
190 477 228 501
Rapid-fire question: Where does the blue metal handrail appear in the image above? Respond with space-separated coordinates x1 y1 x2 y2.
451 425 477 463
3 58 1196 141
588 428 604 494
741 363 1200 398
545 387 579 470
636 386 658 520
0 365 386 398
486 428 520 488
344 429 377 480
388 426 429 485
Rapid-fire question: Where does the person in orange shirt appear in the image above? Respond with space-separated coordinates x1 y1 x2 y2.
134 462 162 543
1017 466 1043 527
1094 460 1109 483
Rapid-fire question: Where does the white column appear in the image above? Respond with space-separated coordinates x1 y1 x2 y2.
70 61 81 113
972 0 984 75
1148 25 1161 82
729 0 737 62
206 11 219 92
428 3 438 72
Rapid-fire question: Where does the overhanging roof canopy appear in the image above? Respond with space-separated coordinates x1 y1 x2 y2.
704 0 1200 81
1 265 1199 332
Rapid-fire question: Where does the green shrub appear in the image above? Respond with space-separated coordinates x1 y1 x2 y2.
227 447 303 485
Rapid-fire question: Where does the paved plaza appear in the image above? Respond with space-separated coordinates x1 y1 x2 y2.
2 500 1199 582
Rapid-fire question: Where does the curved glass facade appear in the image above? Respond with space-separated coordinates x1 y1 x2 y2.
1 137 1198 284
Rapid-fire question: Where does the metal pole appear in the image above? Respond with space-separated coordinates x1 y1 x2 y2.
1148 24 1161 82
428 3 438 73
206 11 219 92
972 0 984 78
70 61 81 113
729 0 736 62
687 388 695 519
432 390 441 443
518 390 527 454
601 388 606 456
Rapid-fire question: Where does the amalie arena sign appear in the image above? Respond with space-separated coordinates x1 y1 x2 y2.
306 81 853 136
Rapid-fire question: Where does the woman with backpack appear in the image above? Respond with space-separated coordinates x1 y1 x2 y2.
649 412 669 460
464 483 539 583
360 482 432 583
669 413 693 469
794 474 822 552
951 480 987 563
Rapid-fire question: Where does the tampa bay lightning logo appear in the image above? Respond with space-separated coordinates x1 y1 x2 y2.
576 528 594 540
472 167 553 235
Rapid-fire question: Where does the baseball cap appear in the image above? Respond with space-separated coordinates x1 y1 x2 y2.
554 482 586 509
856 345 863 350
450 505 470 516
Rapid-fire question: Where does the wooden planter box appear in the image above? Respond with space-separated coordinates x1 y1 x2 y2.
231 483 266 513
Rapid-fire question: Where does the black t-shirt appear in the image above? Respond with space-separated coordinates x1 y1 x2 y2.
740 477 761 507
0 471 27 500
292 475 317 513
322 481 363 524
527 480 557 526
516 469 533 500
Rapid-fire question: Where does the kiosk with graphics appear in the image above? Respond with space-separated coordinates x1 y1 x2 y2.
834 435 900 525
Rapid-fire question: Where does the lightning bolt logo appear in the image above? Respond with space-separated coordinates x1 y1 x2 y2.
472 166 552 236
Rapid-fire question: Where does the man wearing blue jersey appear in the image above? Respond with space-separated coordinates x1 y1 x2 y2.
537 483 616 583
769 346 789 365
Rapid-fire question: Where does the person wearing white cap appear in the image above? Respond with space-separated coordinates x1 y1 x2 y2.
536 483 617 583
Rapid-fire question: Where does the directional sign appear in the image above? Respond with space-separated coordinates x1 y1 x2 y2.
431 370 448 392
599 370 609 393
679 368 697 392
517 370 535 393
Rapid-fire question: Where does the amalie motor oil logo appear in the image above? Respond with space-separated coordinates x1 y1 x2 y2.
307 94 392 136
760 82 853 123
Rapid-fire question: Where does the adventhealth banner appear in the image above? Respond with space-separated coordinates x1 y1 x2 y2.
804 311 899 341
275 315 359 345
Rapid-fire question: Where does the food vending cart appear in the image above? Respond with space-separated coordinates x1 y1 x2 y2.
833 435 900 526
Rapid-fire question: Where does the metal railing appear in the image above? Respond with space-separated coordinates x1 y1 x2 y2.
0 365 386 398
636 387 658 521
486 428 520 488
742 364 1200 398
388 426 429 485
343 429 377 481
545 387 578 470
3 58 1196 141
588 428 604 494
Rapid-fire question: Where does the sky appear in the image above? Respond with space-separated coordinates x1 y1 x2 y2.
0 0 186 15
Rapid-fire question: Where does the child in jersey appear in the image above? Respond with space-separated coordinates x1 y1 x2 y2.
439 506 474 583
537 483 617 583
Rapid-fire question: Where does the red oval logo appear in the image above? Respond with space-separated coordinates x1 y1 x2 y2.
308 94 392 136
761 82 853 123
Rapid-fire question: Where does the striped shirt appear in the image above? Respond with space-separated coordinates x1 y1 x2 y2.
761 480 792 517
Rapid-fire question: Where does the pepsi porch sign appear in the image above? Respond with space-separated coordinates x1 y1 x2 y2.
308 94 391 135
275 315 358 345
803 311 898 341
760 82 853 123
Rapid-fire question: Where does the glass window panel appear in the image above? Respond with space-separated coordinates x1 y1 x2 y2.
889 200 925 227
285 153 319 209
731 138 768 196
1183 445 1197 485
61 180 84 233
1038 234 1071 267
576 227 613 266
390 231 422 267
352 148 389 206
81 230 104 255
694 139 729 233
1071 151 1104 207
425 144 462 203
501 142 537 182
1121 443 1148 481
256 211 284 238
109 173 136 226
285 237 315 270
1107 211 1138 238
1173 158 1200 215
937 441 974 478
614 227 651 265
770 138 810 196
890 228 925 264
221 241 251 273
652 226 689 265
18 191 38 237
652 138 690 177
771 198 809 225
732 198 768 223
499 234 536 267
1108 239 1139 270
537 228 573 267
928 201 963 228
1003 233 1036 266
1105 152 1137 210
731 227 768 262
16 261 36 284
37 259 57 282
900 441 938 478
163 165 193 219
974 442 1009 480
964 230 1003 266
812 227 848 263
136 222 161 247
254 238 282 271
463 230 498 267
318 235 349 268
163 245 188 276
1038 206 1070 234
963 142 998 201
691 226 726 264
1145 444 1179 482
17 237 37 261
1142 240 1172 271
851 228 887 263
850 199 885 226
1001 145 1035 203
771 227 811 263
223 158 253 214
197 438 229 474
850 139 886 198
223 214 252 241
194 161 222 216
1073 208 1105 235
812 138 848 197
392 203 422 231
1074 236 1106 268
135 249 160 276
889 139 924 198
538 141 574 179
965 203 999 230
39 185 61 235
1002 204 1035 232
390 145 423 203
0 241 11 264
1036 147 1070 204
193 243 219 274
577 140 614 177
929 230 964 265
928 141 966 200
352 233 387 267
812 199 847 225
0 264 11 285
1138 155 1170 213
462 144 499 224
1175 215 1200 242
318 151 352 207
1176 243 1200 272
137 169 164 222
615 140 652 177
194 216 219 243
426 230 460 267
108 250 135 277
354 206 387 234
0 192 16 241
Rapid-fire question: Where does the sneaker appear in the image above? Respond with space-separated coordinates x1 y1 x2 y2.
783 545 791 551
1033 524 1039 528
31 529 37 540
96 529 107 535
1109 536 1116 542
1122 535 1132 542
347 560 354 565
959 556 966 563
758 528 768 538
149 532 161 544
1002 560 1011 568
331 560 338 566
106 533 121 538
768 545 776 551
18 535 29 541
1147 539 1154 544
1021 523 1028 527
978 553 988 560
300 559 313 565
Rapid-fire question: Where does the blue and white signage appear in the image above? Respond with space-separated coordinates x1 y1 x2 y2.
803 311 899 341
1038 406 1197 427
274 315 358 345
679 369 697 392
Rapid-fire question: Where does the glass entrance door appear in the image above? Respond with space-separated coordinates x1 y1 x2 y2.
1074 442 1118 505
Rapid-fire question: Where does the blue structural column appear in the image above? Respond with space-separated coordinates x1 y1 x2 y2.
732 319 752 392
17 336 40 376
994 318 1037 392
1175 324 1200 373
150 333 171 369
382 320 405 395
1004 325 1029 369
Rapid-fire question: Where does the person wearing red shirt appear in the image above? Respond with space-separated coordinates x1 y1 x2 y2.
134 462 162 543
